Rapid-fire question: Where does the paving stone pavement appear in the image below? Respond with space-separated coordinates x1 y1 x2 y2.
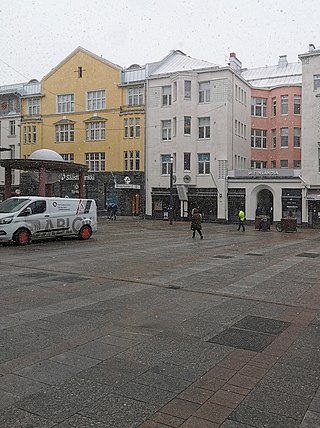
0 218 320 427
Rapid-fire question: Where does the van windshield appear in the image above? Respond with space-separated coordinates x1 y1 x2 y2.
0 198 30 213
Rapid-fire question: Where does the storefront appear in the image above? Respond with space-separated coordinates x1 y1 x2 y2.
187 188 218 221
307 189 320 228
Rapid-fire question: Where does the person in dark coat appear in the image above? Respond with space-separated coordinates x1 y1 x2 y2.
191 208 203 239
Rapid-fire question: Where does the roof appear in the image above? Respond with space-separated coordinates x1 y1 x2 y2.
148 50 217 76
42 47 122 81
241 62 302 88
0 159 88 172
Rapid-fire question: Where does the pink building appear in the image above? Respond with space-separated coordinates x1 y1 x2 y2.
241 55 302 170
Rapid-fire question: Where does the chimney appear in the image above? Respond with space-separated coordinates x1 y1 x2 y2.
278 55 288 67
228 52 242 73
309 43 315 52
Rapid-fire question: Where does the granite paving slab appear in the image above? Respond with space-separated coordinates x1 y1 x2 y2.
0 407 55 428
14 360 81 385
54 414 109 427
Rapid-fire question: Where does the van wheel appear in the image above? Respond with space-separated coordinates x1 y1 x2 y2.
79 225 92 240
13 228 31 246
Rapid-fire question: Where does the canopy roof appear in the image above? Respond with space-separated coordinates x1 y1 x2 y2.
0 158 88 172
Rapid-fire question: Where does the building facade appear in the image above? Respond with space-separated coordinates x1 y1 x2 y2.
299 44 320 227
20 47 145 215
145 50 251 221
0 83 24 197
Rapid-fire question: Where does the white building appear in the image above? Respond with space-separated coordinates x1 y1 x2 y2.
145 50 251 221
0 83 24 196
299 44 320 226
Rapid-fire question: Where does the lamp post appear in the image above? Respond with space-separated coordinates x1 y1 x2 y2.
169 155 174 225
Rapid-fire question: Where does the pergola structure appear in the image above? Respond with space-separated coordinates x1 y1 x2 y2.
0 158 88 199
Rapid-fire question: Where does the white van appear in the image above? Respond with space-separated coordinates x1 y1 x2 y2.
0 196 97 245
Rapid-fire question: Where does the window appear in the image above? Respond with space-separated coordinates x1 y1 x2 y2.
251 129 267 148
124 117 140 138
199 82 210 103
314 74 320 91
57 94 74 113
184 152 191 171
272 97 276 116
129 118 134 138
198 153 210 174
271 160 276 169
28 98 40 116
27 200 47 215
135 118 140 137
124 150 140 171
173 81 177 101
85 121 106 141
77 66 83 78
85 152 105 171
198 117 210 139
272 129 276 148
251 97 267 117
87 90 106 110
172 117 177 137
161 120 171 141
294 128 301 147
60 153 74 162
124 118 129 138
294 96 301 114
281 95 288 115
128 86 144 106
23 125 36 144
162 86 172 106
161 154 172 174
9 120 15 136
280 128 288 147
251 161 267 169
9 145 15 159
56 124 74 142
280 160 288 168
293 160 301 168
184 80 191 99
184 116 191 135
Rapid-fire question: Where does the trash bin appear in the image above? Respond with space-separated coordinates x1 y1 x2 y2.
260 217 269 231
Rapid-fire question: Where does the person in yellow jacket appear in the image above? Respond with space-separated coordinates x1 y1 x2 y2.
237 208 246 232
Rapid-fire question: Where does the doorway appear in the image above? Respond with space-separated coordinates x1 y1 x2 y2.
256 189 273 220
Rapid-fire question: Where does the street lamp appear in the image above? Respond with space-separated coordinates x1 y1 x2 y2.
169 155 174 225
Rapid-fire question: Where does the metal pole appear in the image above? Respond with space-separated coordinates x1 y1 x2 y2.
169 157 173 225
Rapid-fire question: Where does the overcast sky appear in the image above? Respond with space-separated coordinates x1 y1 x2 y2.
0 0 319 86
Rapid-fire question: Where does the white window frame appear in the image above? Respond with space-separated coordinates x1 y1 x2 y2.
272 129 276 148
56 124 75 143
251 97 267 117
162 86 172 106
85 152 105 171
128 86 144 106
281 95 288 115
60 153 74 162
198 117 210 139
294 128 301 147
124 118 129 138
251 129 267 149
161 120 172 141
161 154 172 175
294 95 301 115
87 90 106 111
184 80 191 99
9 120 15 136
85 121 106 141
184 116 191 135
184 152 191 171
314 74 320 91
135 118 140 138
280 128 288 147
198 153 210 174
280 159 288 168
27 98 40 116
23 125 36 144
199 82 210 103
57 94 74 113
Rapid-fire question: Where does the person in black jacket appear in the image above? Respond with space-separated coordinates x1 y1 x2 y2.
191 208 203 239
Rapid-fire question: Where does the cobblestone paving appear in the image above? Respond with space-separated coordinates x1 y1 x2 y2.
0 218 320 427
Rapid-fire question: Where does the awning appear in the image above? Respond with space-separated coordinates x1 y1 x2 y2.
307 190 320 200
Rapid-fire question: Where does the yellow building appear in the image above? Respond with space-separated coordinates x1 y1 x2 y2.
20 47 145 215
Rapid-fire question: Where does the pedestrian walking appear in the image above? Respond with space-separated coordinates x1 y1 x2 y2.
237 208 246 232
191 208 203 239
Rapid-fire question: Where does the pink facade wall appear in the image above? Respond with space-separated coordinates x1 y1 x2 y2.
251 86 301 169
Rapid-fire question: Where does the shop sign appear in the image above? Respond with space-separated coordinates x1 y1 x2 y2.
60 173 95 181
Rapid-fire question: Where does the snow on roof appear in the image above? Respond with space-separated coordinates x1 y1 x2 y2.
241 62 302 88
149 50 217 76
